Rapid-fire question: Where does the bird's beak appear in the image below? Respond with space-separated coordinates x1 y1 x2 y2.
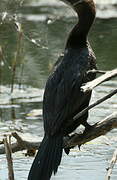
60 0 71 6
60 0 84 8
73 0 84 6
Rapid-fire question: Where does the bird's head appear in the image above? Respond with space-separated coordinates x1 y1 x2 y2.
61 0 95 15
61 0 85 7
61 0 95 8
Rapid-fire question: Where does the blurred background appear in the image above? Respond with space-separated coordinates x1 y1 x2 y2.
0 0 117 179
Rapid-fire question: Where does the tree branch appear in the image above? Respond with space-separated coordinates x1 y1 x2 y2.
105 148 117 180
82 68 117 92
3 136 14 180
74 88 117 120
87 69 106 74
65 112 117 148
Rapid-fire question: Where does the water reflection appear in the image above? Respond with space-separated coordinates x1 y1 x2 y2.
0 0 117 180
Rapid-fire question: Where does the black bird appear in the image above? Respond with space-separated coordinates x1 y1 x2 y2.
28 0 97 179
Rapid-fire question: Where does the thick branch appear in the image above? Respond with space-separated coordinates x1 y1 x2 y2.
0 112 117 155
82 68 117 92
0 133 40 154
65 112 117 148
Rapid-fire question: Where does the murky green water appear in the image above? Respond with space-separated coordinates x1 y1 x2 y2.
0 0 117 180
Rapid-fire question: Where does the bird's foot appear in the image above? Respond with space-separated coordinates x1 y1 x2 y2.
83 123 97 135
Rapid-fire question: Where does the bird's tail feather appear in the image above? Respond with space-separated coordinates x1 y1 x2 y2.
28 135 63 180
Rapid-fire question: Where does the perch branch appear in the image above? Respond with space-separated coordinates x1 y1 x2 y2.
0 112 117 154
74 88 117 120
82 68 117 92
105 148 117 180
65 112 117 148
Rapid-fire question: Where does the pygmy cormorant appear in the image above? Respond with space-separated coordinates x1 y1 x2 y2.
28 0 97 179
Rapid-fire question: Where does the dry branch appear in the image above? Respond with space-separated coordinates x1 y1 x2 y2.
65 112 117 148
0 133 40 154
87 69 106 74
74 88 117 120
3 136 14 180
12 132 40 150
105 149 117 180
0 112 117 155
82 68 117 92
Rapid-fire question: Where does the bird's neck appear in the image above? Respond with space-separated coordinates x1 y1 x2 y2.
66 2 96 48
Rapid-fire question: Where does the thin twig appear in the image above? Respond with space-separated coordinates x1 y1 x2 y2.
87 69 106 74
11 20 23 93
73 88 117 120
105 149 117 180
3 136 14 180
0 46 4 93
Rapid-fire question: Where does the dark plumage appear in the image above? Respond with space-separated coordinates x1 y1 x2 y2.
28 0 97 179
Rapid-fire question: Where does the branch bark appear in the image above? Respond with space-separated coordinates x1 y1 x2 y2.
105 149 117 180
87 69 106 74
82 68 117 92
3 136 14 180
65 112 117 148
